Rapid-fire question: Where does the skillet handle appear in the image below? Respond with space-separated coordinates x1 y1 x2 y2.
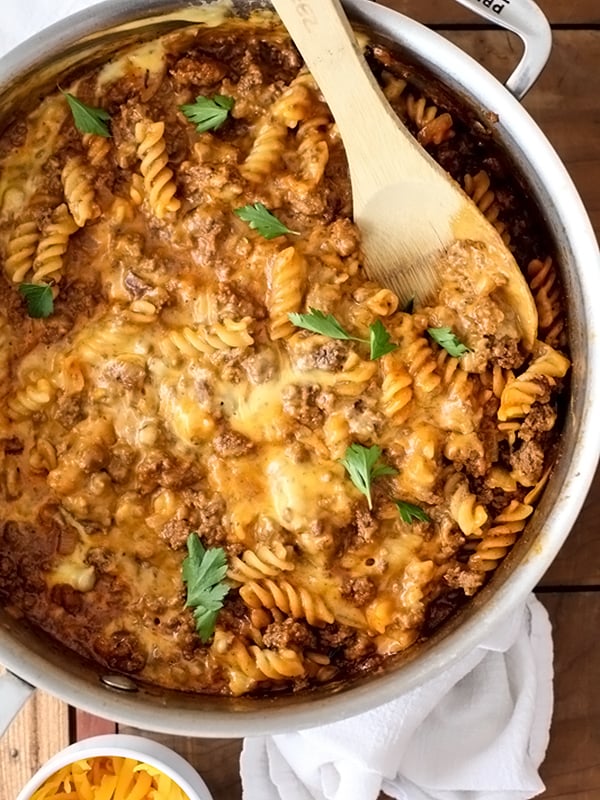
451 0 552 99
0 669 36 737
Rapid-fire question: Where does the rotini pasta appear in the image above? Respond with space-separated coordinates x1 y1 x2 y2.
31 203 78 284
3 218 39 284
0 14 569 699
61 155 100 227
267 246 306 340
135 120 180 218
240 579 335 627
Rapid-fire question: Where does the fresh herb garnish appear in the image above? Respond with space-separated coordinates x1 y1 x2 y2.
288 308 354 340
179 94 234 133
234 203 299 239
62 91 111 137
182 533 230 643
18 283 54 318
369 319 398 360
427 326 470 357
395 500 431 524
288 308 397 361
340 444 398 510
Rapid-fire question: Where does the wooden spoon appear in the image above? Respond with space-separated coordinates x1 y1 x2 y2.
270 0 538 350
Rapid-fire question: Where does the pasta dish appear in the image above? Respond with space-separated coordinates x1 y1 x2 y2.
0 10 569 695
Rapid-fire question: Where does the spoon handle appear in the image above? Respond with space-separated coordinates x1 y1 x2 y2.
270 0 446 201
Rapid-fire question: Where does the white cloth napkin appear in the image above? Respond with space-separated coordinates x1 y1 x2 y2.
241 594 553 800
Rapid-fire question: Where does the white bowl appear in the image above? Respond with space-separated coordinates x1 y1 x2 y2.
16 734 214 800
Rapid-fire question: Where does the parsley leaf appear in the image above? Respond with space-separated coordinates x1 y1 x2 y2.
288 309 397 361
369 319 398 360
179 94 234 133
395 500 431 524
234 203 299 239
18 283 54 318
182 533 230 643
62 91 111 137
340 443 398 509
288 307 355 340
427 326 470 357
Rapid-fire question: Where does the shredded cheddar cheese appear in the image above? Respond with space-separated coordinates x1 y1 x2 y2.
29 756 190 800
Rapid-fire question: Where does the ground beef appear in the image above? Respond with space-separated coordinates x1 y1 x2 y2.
212 429 254 457
50 583 84 614
317 623 355 650
242 349 278 384
490 335 526 370
354 507 378 544
216 281 265 320
519 403 557 442
341 576 377 607
281 384 323 428
308 340 348 371
136 451 202 493
106 445 136 483
53 394 83 428
170 55 227 89
54 279 101 322
0 436 23 455
93 629 147 673
262 619 316 650
183 492 227 549
124 271 152 298
328 218 360 257
159 519 190 550
0 554 15 581
421 590 469 636
509 439 545 483
86 547 116 574
343 632 377 662
444 565 484 596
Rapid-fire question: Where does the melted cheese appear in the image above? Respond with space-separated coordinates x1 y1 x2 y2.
0 16 568 698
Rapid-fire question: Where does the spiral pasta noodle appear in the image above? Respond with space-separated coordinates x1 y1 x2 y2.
135 120 181 218
4 219 39 284
463 170 511 246
7 376 56 420
267 246 306 340
61 155 99 227
527 257 565 346
240 579 335 627
228 543 295 582
499 342 570 421
240 118 287 182
469 500 533 572
31 203 78 284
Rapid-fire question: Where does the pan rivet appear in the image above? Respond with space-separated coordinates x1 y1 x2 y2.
100 674 139 692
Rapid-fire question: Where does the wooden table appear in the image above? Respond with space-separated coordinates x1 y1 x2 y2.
2 1 599 797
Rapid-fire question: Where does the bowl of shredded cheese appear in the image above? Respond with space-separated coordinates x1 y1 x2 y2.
16 734 213 800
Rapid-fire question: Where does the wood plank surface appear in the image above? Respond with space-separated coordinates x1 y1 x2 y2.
0 673 69 800
439 29 600 234
379 0 600 25
538 593 600 799
73 708 117 740
541 464 600 586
